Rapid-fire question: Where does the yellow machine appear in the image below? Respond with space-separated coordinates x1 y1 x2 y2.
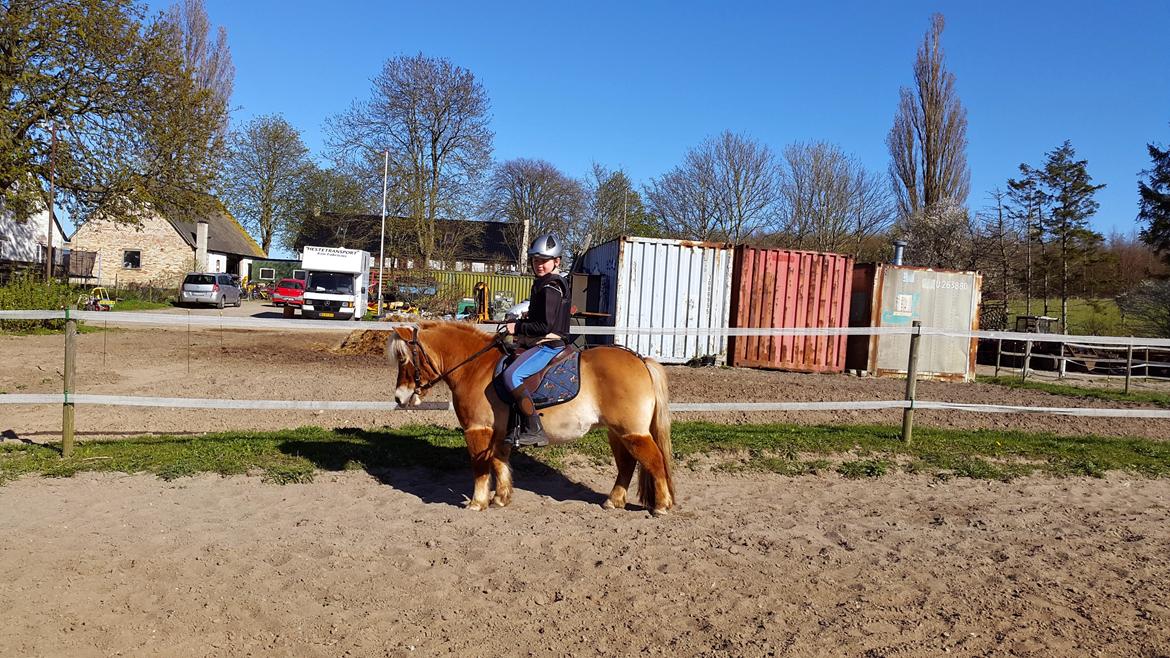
77 287 116 311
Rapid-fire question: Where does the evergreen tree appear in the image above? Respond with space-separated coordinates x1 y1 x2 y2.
1138 142 1170 262
1041 141 1105 333
1006 165 1050 316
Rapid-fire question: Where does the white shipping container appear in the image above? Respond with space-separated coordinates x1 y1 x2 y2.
576 236 734 364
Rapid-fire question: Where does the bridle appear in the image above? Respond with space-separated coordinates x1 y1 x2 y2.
402 325 507 397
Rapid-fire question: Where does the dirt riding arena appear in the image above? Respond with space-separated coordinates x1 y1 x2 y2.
2 317 1169 656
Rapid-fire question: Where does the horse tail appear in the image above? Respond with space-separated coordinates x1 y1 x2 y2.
638 357 675 509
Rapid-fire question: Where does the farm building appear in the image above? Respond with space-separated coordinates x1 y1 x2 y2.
69 201 265 288
0 205 75 281
246 258 304 284
293 213 520 273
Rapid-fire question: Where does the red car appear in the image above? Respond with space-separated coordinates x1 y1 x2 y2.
271 278 305 307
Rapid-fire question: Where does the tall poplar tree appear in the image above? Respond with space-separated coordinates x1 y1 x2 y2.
886 13 970 220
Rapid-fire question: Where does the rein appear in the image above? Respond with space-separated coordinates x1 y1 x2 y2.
406 325 505 396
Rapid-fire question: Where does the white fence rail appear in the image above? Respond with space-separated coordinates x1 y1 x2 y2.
3 310 1170 456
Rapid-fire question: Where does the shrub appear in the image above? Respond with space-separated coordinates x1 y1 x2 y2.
0 273 75 333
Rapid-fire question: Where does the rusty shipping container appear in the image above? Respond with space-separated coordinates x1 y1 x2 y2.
728 247 853 373
846 264 983 382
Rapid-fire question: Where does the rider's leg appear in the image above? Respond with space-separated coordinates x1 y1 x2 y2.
509 385 547 447
501 345 560 447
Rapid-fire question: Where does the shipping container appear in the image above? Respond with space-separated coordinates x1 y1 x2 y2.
728 247 853 373
846 264 982 382
575 236 734 364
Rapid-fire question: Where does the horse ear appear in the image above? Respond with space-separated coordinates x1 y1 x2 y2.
388 326 413 363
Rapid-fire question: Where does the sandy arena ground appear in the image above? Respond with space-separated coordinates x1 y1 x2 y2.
2 304 1169 656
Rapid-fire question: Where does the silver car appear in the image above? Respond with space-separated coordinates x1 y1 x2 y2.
179 273 241 309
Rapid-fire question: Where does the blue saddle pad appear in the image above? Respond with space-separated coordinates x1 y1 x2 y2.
493 349 582 410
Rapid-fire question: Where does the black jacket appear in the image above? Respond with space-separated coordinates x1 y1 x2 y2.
516 273 570 343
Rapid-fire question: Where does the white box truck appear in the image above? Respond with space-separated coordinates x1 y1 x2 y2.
300 246 371 320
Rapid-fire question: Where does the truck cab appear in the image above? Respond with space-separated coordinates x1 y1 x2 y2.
300 246 371 320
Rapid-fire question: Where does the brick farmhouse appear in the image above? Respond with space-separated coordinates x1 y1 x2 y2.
70 204 264 288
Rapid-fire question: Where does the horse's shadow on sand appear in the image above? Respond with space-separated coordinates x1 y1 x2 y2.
279 427 609 509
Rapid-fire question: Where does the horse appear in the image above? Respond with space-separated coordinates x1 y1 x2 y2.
386 322 676 515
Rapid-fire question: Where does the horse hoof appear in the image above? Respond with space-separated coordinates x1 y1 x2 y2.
650 507 670 517
491 495 510 508
602 499 624 510
466 500 488 511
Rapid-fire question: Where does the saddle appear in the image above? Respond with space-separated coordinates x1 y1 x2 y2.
493 344 582 410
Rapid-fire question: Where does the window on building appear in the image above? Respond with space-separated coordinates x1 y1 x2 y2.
292 269 306 281
122 250 141 269
259 267 275 280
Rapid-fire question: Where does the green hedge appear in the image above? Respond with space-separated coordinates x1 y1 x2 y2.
0 273 76 333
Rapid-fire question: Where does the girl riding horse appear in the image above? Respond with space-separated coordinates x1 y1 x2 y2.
502 233 572 447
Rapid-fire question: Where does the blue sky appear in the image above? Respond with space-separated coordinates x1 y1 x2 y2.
177 1 1168 248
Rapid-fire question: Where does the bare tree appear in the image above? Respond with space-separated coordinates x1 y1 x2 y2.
646 150 721 241
896 198 973 269
165 0 233 128
218 115 310 254
777 141 893 256
972 189 1020 306
709 131 781 243
572 164 657 255
482 158 586 271
326 53 492 267
285 165 373 252
887 13 970 219
647 132 780 243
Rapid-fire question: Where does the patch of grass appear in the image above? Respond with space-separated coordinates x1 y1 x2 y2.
1007 297 1130 336
3 421 1170 486
836 459 889 479
978 375 1170 408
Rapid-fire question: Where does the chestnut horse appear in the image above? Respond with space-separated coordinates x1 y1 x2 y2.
387 322 675 515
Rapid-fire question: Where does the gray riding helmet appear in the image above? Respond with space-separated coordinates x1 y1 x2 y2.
527 233 563 259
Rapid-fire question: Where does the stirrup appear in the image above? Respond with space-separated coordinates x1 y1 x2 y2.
513 428 548 448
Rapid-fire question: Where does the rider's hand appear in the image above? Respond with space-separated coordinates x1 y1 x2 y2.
506 322 516 335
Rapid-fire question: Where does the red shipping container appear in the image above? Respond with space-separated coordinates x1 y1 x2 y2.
729 246 853 373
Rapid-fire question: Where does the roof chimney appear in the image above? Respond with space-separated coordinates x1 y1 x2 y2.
196 220 209 271
892 239 907 266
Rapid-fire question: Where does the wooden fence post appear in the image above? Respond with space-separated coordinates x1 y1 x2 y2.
1022 340 1033 382
901 321 922 445
994 338 1002 378
1125 341 1134 395
62 305 76 458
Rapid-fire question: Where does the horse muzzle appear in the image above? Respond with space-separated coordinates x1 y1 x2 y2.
394 386 421 407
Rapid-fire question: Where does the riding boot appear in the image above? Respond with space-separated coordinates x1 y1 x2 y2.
509 386 548 447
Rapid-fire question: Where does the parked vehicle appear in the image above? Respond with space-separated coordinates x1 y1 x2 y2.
271 278 305 307
301 246 370 320
77 287 117 311
179 272 242 309
246 281 270 300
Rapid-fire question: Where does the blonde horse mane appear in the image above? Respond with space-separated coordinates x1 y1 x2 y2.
386 321 494 365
